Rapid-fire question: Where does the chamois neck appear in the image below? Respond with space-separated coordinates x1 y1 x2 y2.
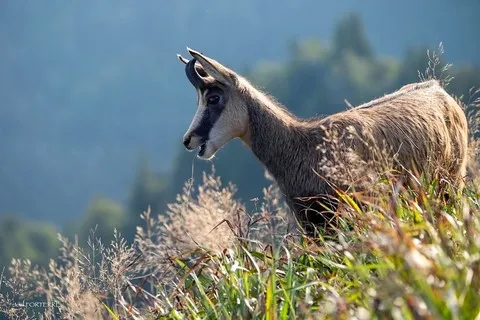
240 81 302 177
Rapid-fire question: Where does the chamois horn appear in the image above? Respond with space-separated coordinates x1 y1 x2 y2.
185 58 206 88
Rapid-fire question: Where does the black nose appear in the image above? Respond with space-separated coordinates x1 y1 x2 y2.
183 135 191 148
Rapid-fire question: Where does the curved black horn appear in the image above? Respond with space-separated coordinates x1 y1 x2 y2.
185 58 206 88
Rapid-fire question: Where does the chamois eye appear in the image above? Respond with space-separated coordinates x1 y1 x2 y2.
207 95 220 105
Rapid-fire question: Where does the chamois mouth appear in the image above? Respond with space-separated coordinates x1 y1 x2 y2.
198 143 207 157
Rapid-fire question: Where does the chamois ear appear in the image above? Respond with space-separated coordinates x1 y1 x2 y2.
187 47 238 86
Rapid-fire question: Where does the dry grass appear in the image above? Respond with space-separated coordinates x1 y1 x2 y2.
0 152 478 318
0 168 294 319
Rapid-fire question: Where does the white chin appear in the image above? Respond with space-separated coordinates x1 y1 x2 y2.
197 142 216 160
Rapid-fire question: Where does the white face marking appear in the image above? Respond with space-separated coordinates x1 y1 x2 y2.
183 89 207 149
183 85 249 160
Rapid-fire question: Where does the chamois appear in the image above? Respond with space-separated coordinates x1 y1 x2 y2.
177 48 469 235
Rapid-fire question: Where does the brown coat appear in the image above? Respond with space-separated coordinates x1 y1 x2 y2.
241 79 468 233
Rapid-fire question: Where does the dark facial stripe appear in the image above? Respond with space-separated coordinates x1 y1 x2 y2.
192 87 226 141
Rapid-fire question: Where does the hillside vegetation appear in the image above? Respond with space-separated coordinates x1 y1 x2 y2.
1 156 480 318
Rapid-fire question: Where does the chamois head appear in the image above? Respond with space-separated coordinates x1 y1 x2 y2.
177 48 249 160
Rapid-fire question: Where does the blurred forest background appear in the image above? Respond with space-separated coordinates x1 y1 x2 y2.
0 0 479 268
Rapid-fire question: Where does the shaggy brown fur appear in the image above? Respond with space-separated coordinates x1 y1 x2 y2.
178 49 469 236
241 79 468 234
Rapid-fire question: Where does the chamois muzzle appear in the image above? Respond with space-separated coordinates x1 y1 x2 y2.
185 58 206 88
